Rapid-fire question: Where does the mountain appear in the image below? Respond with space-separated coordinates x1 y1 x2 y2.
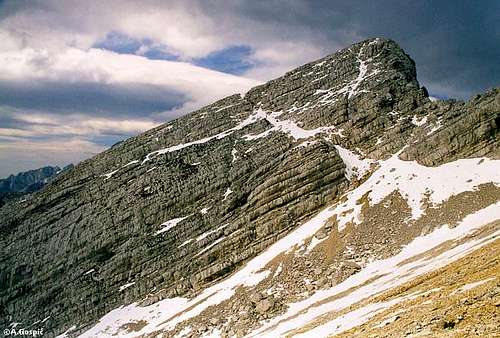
0 38 498 338
0 166 60 193
0 165 74 207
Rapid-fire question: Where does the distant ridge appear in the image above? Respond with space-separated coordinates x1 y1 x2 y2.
0 164 73 206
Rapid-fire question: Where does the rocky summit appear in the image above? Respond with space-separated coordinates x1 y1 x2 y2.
0 38 499 338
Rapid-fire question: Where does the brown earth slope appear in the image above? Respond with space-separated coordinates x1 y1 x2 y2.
314 226 500 337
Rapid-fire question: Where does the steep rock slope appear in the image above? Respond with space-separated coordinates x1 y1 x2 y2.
0 38 498 337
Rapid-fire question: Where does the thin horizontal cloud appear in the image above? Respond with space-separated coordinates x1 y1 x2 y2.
0 47 260 107
0 80 187 118
0 40 260 176
1 114 158 139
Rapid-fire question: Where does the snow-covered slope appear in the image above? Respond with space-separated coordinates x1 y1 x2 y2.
75 151 500 338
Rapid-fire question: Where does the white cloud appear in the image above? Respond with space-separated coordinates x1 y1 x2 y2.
0 46 260 109
0 1 237 57
0 0 332 75
243 41 327 80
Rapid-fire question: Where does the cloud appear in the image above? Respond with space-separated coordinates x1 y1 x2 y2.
0 110 159 139
0 0 331 75
0 107 159 177
0 37 260 175
0 80 186 118
0 47 260 107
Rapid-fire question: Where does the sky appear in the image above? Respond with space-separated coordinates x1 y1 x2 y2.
0 0 498 177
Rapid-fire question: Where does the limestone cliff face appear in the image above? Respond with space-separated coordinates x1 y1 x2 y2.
0 38 498 337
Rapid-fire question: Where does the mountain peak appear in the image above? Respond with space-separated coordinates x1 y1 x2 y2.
248 37 420 101
0 38 498 337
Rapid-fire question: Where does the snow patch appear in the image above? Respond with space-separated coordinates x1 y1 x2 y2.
427 117 443 135
142 111 263 164
124 160 139 167
155 216 189 235
78 297 189 338
452 277 496 295
56 325 76 338
195 236 226 257
223 188 233 201
231 148 238 163
178 239 194 248
306 236 326 253
196 224 229 242
411 115 428 127
80 154 500 338
334 145 375 181
119 282 135 292
102 169 119 180
331 153 500 229
242 108 343 141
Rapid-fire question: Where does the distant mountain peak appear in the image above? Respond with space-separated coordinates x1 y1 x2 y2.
0 165 74 207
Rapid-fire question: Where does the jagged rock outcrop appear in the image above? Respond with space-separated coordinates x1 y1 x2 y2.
400 89 500 164
0 38 498 337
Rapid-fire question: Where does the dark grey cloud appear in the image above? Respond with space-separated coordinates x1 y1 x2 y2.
0 80 186 118
0 113 31 129
0 0 40 19
330 1 500 98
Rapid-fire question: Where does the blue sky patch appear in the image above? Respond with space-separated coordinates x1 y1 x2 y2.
93 31 179 61
94 34 255 74
194 45 255 75
93 31 142 54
